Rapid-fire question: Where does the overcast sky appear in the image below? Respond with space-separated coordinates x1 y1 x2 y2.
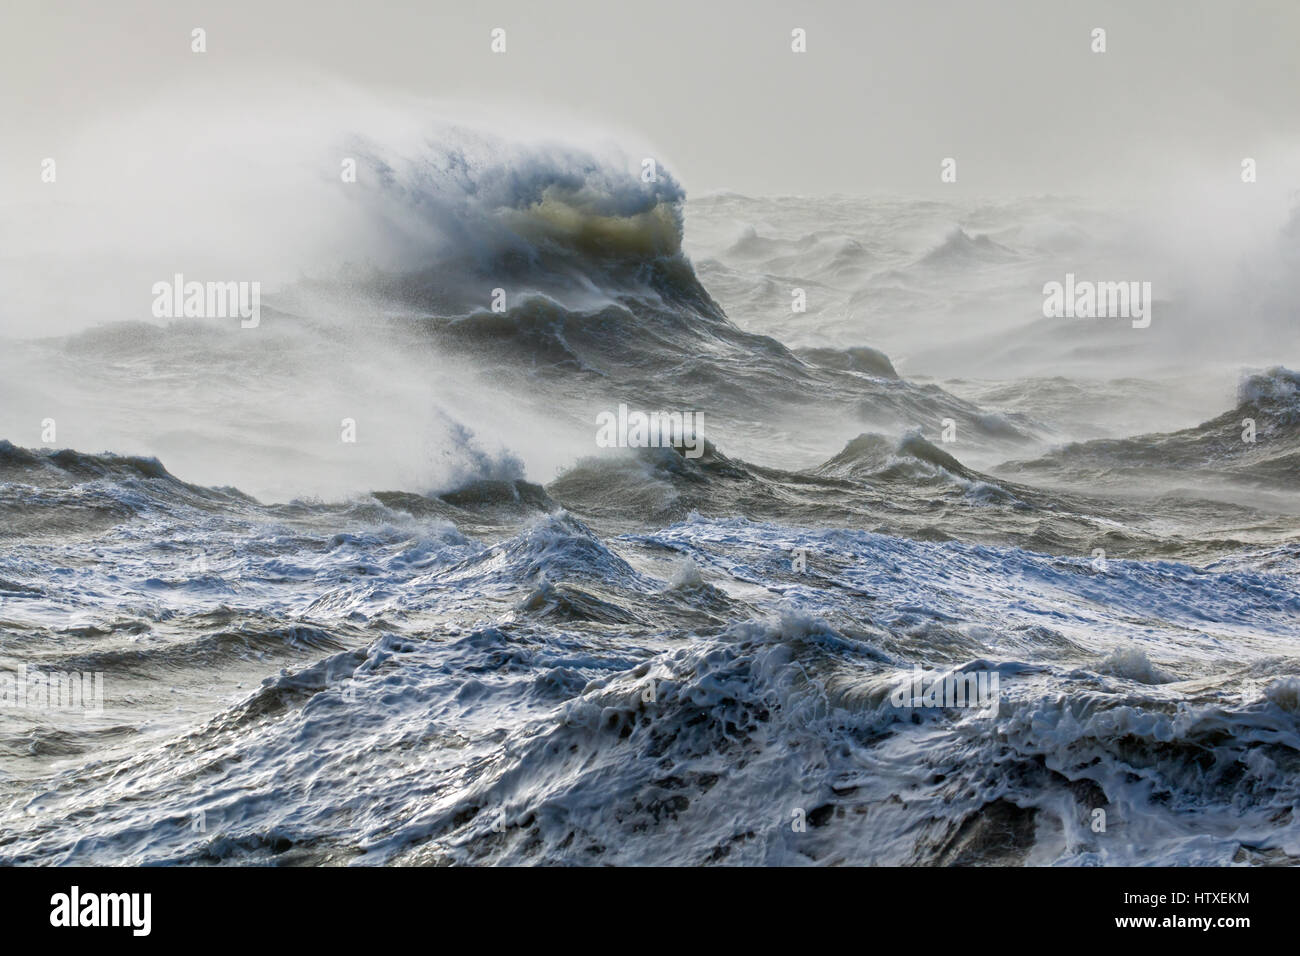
2 0 1298 198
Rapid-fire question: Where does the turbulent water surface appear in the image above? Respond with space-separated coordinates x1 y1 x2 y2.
1 133 1298 866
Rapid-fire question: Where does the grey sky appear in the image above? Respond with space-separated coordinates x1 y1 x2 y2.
2 0 1297 197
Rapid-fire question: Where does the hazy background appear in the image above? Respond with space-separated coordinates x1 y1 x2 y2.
2 0 1298 198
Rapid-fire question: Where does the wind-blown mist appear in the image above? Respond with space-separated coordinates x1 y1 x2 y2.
0 83 685 498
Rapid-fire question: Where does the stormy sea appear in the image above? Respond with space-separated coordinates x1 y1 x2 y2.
1 116 1298 867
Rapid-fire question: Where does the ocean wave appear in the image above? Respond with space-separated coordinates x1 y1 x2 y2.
997 366 1300 494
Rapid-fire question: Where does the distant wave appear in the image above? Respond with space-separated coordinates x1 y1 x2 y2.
997 366 1300 493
